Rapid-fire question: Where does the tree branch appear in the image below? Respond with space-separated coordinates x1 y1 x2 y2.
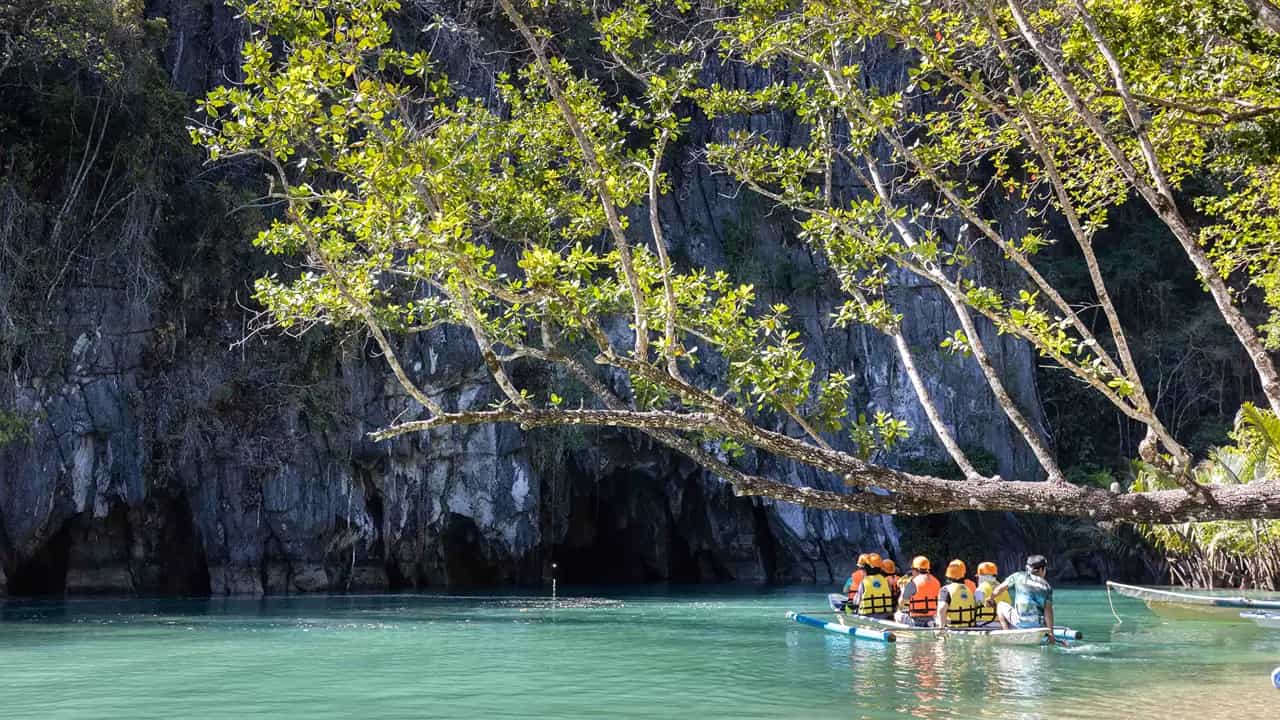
370 404 1280 522
497 0 651 363
1007 0 1280 417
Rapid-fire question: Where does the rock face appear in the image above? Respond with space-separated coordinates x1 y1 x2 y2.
0 0 1045 595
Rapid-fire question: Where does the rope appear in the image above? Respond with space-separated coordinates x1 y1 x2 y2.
1107 582 1123 624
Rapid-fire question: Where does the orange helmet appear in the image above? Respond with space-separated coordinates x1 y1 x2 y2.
911 555 931 571
880 559 897 574
865 553 883 569
977 561 998 576
856 553 870 567
945 559 967 580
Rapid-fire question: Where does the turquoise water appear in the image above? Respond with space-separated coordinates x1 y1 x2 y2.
1 587 1277 719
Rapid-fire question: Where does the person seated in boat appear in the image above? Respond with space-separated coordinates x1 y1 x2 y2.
850 554 873 591
973 561 1009 627
936 560 979 629
894 555 940 627
985 554 1058 645
830 553 873 613
850 553 896 619
880 559 899 594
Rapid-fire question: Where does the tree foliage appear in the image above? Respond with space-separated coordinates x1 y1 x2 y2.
1136 404 1280 587
192 0 1280 522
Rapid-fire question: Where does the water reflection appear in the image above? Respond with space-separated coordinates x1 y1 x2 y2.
893 640 950 717
833 633 1061 719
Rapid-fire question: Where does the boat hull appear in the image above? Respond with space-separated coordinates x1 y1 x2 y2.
837 614 1051 645
1146 601 1251 621
1108 581 1280 622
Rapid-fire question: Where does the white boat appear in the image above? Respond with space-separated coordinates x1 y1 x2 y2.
824 593 1081 643
1241 610 1280 629
836 613 1053 645
1107 581 1280 621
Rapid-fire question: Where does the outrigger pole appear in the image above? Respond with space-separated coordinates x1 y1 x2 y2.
786 611 896 642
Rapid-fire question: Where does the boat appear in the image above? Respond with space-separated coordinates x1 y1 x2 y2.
1107 581 1280 621
824 593 1082 643
836 613 1058 645
1241 611 1280 629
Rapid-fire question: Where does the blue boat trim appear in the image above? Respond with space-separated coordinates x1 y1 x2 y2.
786 611 896 642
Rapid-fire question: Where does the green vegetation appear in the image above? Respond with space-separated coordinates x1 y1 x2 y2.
0 0 174 375
187 0 1280 524
0 409 33 445
1134 404 1280 587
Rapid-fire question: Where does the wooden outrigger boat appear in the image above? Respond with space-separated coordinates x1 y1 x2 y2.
835 613 1054 645
1107 581 1280 621
818 593 1082 644
790 602 1081 645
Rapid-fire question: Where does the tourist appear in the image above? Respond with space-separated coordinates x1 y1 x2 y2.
895 555 940 627
851 553 895 619
880 558 899 594
936 559 978 628
986 554 1058 644
845 553 872 595
974 561 1008 626
830 553 874 613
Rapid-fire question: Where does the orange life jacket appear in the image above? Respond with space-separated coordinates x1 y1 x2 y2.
847 569 867 600
907 573 941 617
964 578 976 594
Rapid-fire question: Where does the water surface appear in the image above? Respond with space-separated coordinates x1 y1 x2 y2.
1 587 1276 719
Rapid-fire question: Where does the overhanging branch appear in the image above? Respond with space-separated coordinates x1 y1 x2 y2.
368 405 1280 523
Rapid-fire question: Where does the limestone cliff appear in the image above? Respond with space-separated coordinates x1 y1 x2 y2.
0 0 1046 595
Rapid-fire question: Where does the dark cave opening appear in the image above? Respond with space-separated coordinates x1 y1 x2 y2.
552 493 653 584
140 495 212 596
751 501 779 584
550 468 703 585
7 515 77 596
441 512 498 586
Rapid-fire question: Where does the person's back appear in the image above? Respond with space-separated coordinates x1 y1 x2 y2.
937 560 979 628
844 553 870 599
898 556 940 626
854 554 895 618
1007 570 1052 625
989 555 1055 637
974 561 1008 626
881 559 899 594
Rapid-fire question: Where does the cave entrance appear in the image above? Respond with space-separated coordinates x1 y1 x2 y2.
7 515 77 595
549 468 710 585
551 492 645 584
441 513 498 587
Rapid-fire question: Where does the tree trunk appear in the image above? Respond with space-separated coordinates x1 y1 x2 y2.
889 329 980 479
1242 0 1280 33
